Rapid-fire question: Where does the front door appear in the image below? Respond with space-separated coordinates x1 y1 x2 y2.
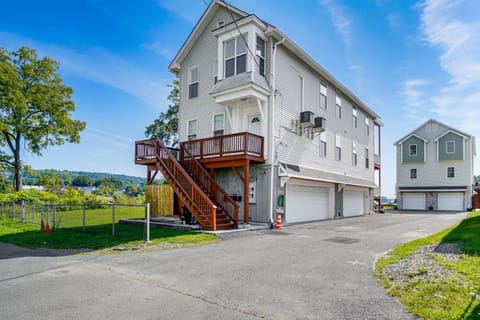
248 114 261 135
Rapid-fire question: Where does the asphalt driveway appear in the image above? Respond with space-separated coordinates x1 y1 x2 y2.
0 211 467 320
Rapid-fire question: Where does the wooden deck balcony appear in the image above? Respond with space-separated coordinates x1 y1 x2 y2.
180 132 265 168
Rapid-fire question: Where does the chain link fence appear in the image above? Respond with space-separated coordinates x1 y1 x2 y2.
0 201 150 238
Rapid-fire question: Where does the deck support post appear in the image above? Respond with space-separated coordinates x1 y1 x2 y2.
243 161 249 224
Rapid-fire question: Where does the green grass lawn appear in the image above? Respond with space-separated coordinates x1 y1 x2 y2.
0 217 218 252
22 205 146 227
375 212 480 320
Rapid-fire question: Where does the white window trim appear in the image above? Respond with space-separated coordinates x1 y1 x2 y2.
187 119 198 137
255 35 266 76
335 93 342 119
224 34 248 78
335 134 341 161
319 131 327 157
320 81 327 110
212 112 225 134
409 144 417 156
447 167 455 178
410 168 417 179
446 140 456 154
188 65 199 99
352 141 357 166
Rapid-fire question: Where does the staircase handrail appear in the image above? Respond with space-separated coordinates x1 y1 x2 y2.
180 144 239 228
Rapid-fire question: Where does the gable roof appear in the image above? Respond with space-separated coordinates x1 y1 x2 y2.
395 133 428 145
394 119 473 145
168 0 382 123
434 129 468 141
168 0 247 73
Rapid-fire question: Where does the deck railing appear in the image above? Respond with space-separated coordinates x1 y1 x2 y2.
135 138 218 230
180 145 239 228
181 132 264 160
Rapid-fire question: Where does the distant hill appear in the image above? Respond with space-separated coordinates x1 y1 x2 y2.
22 169 147 187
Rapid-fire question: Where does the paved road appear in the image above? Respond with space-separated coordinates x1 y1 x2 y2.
0 211 467 320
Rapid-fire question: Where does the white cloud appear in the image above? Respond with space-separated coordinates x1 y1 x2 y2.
0 32 170 110
142 41 176 60
155 0 205 23
417 0 480 169
318 0 352 47
401 78 431 121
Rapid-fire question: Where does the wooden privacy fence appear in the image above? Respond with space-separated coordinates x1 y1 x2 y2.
146 185 174 216
472 192 480 210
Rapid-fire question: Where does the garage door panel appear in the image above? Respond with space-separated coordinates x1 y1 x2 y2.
286 184 330 223
403 193 425 210
438 193 464 211
343 190 365 217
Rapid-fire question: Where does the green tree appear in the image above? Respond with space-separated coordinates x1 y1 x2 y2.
72 175 92 187
0 46 86 191
93 176 123 191
145 78 179 147
37 169 64 194
124 184 141 197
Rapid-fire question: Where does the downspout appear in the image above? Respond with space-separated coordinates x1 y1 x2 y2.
268 36 286 225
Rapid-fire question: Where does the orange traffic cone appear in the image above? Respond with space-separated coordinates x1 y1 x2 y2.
275 212 283 229
41 220 45 233
45 222 51 234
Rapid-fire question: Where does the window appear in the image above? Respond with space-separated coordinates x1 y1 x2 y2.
256 36 265 76
447 167 455 178
410 168 417 179
213 113 225 136
352 106 358 128
188 66 199 99
187 120 197 140
409 144 417 156
319 131 327 157
352 142 357 166
335 93 342 118
446 141 455 153
320 81 327 109
224 35 247 78
365 117 370 136
365 148 369 168
335 134 341 161
213 60 218 84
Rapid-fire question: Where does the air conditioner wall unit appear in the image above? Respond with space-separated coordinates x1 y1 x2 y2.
300 111 314 126
312 117 326 132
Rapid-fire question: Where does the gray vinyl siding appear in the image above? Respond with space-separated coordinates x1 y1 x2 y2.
438 132 464 161
396 121 474 204
273 46 375 183
213 164 272 223
401 136 425 163
178 7 242 143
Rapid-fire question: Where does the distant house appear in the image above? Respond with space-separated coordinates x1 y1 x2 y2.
394 119 476 211
23 185 45 192
76 186 97 194
136 0 382 230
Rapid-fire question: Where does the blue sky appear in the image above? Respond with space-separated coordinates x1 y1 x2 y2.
1 0 479 197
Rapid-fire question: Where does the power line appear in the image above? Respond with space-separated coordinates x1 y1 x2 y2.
221 0 272 90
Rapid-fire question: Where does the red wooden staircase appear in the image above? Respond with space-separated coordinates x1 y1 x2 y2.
135 138 238 231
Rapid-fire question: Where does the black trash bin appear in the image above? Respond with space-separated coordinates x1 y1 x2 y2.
183 206 192 225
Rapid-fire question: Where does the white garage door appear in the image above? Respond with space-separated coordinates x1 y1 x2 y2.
438 193 464 211
286 184 330 223
403 193 425 210
343 189 365 217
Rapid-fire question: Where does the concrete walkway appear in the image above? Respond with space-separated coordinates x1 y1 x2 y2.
0 211 467 319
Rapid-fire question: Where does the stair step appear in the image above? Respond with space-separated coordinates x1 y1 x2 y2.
215 223 235 230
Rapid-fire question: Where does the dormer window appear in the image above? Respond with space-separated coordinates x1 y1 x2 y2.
409 144 417 156
224 35 247 78
256 36 265 76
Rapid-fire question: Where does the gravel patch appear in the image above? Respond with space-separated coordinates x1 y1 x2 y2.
382 243 462 284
